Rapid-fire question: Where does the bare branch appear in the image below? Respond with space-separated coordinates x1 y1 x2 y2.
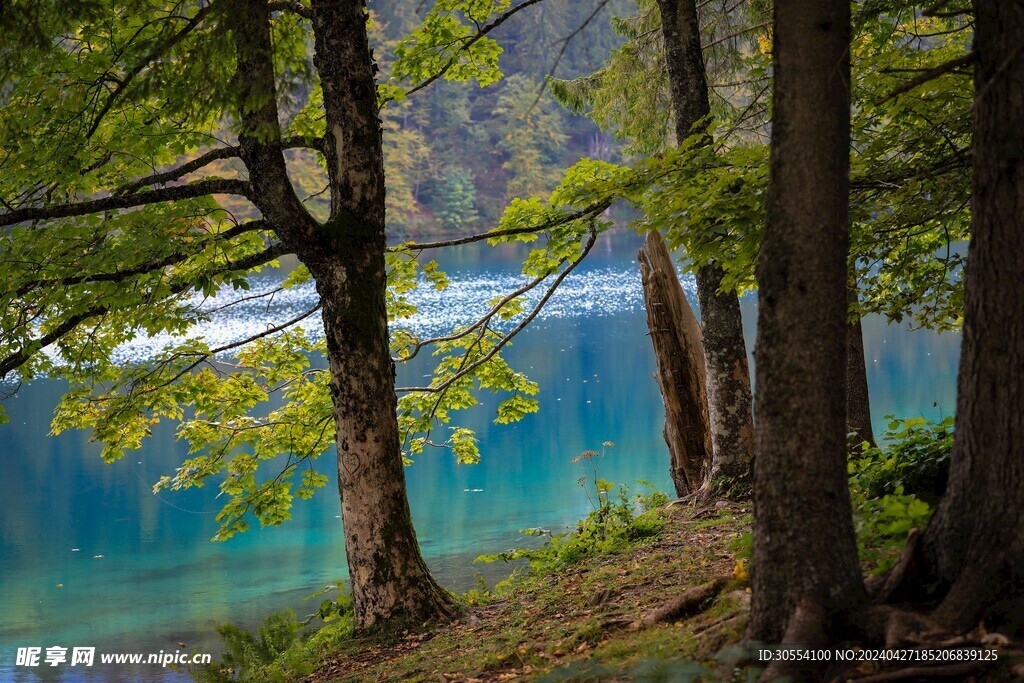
113 148 238 196
209 303 321 357
0 179 251 228
701 21 770 52
394 199 612 252
876 51 976 106
113 137 320 196
394 269 551 363
530 0 612 108
267 1 313 20
397 229 598 394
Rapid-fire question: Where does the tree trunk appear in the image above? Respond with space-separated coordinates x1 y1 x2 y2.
658 0 754 495
225 0 455 631
309 244 455 628
846 286 875 450
304 0 454 629
901 0 1024 635
747 0 864 654
696 264 755 491
639 231 712 496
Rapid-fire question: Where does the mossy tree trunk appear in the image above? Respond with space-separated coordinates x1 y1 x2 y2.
747 0 865 657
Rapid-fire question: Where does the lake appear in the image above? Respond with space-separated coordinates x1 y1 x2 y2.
0 231 960 682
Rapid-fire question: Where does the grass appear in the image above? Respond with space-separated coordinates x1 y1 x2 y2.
196 492 1024 682
304 501 752 682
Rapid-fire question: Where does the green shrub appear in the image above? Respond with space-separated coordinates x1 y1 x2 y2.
476 444 668 574
849 415 953 503
849 416 953 573
192 588 354 682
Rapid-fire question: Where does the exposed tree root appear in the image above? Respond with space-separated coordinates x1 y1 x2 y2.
630 574 731 630
850 604 946 648
757 599 831 682
870 528 922 603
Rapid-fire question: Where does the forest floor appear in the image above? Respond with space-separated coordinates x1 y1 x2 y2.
306 500 751 682
298 498 1024 683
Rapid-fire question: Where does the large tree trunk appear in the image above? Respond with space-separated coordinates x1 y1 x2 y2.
899 0 1024 635
747 0 864 655
846 286 876 450
310 245 455 628
227 0 453 631
658 0 754 495
639 231 712 496
305 0 454 629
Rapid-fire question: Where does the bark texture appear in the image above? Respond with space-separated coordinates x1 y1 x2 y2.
658 0 754 494
747 0 865 650
230 0 453 629
846 288 876 450
696 264 755 488
901 0 1024 634
308 0 454 628
639 231 712 496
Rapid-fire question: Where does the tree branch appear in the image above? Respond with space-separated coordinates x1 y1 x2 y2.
14 220 269 296
394 269 552 363
401 0 546 100
394 199 611 251
529 0 612 109
0 179 251 228
876 52 976 106
0 242 287 379
267 1 312 20
396 229 598 394
113 136 320 196
86 3 217 140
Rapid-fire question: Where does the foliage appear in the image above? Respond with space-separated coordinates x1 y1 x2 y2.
301 580 355 626
493 74 570 200
850 415 954 503
194 587 354 683
550 1 972 329
849 416 954 572
476 444 668 573
373 1 628 226
0 0 616 540
193 610 309 683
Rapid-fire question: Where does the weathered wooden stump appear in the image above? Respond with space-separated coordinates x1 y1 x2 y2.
638 231 712 496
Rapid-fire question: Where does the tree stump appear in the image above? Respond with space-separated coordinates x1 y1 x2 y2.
638 231 712 496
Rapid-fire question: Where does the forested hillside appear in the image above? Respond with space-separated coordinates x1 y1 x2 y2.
372 0 631 234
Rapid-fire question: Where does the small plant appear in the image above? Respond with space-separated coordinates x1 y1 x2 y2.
850 415 953 503
192 610 306 683
301 580 353 625
849 416 952 573
192 584 354 682
476 442 668 573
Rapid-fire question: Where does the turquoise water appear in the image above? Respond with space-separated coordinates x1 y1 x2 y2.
0 233 960 682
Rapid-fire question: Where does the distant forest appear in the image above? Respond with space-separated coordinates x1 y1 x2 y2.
357 1 630 235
